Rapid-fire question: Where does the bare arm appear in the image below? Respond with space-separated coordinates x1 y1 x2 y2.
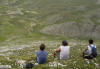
35 50 38 57
82 46 88 56
54 47 61 58
56 47 61 52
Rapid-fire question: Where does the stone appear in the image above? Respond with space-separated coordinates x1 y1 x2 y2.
0 65 12 69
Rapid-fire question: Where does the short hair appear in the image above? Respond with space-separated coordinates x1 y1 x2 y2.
89 39 93 44
40 44 45 51
62 40 68 46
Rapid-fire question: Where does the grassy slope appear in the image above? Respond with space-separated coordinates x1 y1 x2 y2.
0 0 100 69
0 0 100 41
0 40 100 69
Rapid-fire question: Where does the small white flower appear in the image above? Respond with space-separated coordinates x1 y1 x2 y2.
85 59 90 64
94 63 99 67
34 63 38 65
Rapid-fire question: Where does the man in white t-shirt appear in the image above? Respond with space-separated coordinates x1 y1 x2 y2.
54 40 70 60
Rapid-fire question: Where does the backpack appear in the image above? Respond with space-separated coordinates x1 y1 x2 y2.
90 45 97 57
25 63 34 68
83 50 94 59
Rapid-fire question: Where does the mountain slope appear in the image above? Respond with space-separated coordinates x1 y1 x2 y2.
0 0 100 42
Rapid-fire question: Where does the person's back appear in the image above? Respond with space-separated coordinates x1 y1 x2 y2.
54 40 70 60
88 44 97 57
36 44 47 64
36 51 47 64
60 46 70 59
83 39 97 59
88 44 96 55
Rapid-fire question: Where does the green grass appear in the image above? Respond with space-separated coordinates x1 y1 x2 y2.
0 0 100 41
0 0 100 69
0 39 100 69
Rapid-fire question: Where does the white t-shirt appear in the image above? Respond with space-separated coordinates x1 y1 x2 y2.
88 44 96 55
60 46 70 60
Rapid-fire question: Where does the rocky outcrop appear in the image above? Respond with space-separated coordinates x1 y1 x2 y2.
41 22 100 39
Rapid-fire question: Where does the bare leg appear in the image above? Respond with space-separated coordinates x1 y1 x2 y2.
54 51 60 59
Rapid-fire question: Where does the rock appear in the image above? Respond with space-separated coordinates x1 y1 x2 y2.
5 57 11 61
73 61 77 64
49 61 67 67
17 60 26 68
7 8 23 15
41 22 100 39
96 0 100 4
85 59 90 64
49 62 58 67
58 63 67 67
0 65 12 69
97 20 100 23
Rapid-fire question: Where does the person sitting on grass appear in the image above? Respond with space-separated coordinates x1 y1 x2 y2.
54 40 70 60
36 44 48 64
82 39 97 59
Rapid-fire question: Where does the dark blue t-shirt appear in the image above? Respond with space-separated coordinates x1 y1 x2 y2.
36 51 48 64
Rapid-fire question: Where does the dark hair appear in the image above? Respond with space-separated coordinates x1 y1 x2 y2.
40 44 45 51
89 39 93 44
62 40 68 46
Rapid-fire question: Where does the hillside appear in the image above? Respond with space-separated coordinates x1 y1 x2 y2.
0 0 100 42
0 0 100 69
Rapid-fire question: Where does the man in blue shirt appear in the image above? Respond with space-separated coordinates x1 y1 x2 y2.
36 44 48 64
